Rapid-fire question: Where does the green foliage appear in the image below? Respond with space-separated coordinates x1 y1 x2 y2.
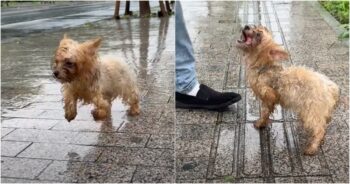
320 1 349 40
320 1 349 24
339 24 349 39
223 175 235 183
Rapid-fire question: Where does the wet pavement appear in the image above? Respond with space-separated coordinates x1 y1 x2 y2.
1 1 349 183
175 1 349 183
1 8 175 183
1 1 159 41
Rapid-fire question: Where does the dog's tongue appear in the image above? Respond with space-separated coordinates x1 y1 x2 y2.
245 36 252 44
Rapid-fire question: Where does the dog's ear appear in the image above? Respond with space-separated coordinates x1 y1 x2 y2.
81 37 102 55
269 47 289 62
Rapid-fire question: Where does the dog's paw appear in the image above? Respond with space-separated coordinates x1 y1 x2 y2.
303 146 318 156
127 108 140 116
253 119 269 129
91 109 108 121
65 111 77 122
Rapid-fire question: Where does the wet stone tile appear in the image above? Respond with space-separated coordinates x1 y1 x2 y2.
36 110 65 120
98 147 174 167
177 179 207 183
269 123 292 175
29 101 64 110
1 141 32 157
96 132 150 147
1 118 59 130
222 89 245 123
176 124 215 140
146 134 174 149
38 160 135 183
2 129 79 144
290 122 330 175
1 157 52 179
51 119 122 132
306 176 333 183
246 90 260 122
176 140 212 158
176 157 209 180
242 124 262 176
40 83 61 95
214 124 237 177
1 177 50 183
235 177 265 183
274 177 299 183
2 109 45 119
18 143 101 161
118 118 173 135
176 109 219 125
132 166 175 183
1 127 15 138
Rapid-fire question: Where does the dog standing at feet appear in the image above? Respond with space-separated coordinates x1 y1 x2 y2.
236 25 340 155
52 34 140 122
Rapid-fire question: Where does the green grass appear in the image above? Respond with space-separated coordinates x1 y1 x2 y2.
223 175 235 183
319 1 349 39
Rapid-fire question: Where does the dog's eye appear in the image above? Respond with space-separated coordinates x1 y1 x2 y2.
64 59 74 67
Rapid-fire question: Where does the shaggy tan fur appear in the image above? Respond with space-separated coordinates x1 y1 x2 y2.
52 34 140 122
236 25 339 155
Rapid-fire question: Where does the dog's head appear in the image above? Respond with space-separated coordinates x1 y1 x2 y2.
236 25 288 65
52 34 102 83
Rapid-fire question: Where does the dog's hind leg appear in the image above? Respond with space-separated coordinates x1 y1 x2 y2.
254 87 278 128
301 112 327 155
91 94 111 121
126 90 140 116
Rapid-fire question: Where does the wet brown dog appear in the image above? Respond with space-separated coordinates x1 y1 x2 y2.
236 25 339 155
52 34 140 122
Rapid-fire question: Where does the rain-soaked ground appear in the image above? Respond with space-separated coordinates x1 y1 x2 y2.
1 1 349 183
175 1 349 183
1 1 159 40
1 3 175 182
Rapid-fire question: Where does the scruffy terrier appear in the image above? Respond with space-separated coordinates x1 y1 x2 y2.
236 25 339 155
52 34 140 122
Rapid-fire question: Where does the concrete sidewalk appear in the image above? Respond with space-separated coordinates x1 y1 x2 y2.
1 15 175 182
175 1 349 183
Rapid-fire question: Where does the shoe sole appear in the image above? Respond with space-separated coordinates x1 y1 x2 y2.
176 96 242 110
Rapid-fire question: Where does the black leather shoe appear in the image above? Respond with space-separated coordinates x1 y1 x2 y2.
176 84 241 110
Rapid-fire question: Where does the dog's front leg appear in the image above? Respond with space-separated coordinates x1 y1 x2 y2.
64 92 77 122
254 87 277 128
91 94 111 121
255 103 274 128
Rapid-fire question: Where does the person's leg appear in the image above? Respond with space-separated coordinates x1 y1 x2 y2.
175 1 241 110
175 1 199 94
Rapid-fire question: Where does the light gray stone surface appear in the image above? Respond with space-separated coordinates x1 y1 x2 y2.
176 1 348 182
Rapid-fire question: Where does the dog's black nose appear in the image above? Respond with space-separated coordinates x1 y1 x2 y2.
53 71 59 77
244 25 250 30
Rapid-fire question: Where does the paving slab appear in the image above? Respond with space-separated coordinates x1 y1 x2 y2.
176 1 348 182
1 5 175 182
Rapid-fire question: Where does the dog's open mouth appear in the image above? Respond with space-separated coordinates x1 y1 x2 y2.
237 30 252 45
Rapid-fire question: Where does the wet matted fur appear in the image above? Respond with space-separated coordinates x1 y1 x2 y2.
236 25 339 155
52 34 140 122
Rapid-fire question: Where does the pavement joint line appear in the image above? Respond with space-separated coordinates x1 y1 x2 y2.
1 2 112 16
130 165 138 183
143 134 153 148
2 141 175 150
1 128 17 138
271 1 293 65
4 155 175 168
13 142 34 158
206 122 221 180
34 159 54 180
